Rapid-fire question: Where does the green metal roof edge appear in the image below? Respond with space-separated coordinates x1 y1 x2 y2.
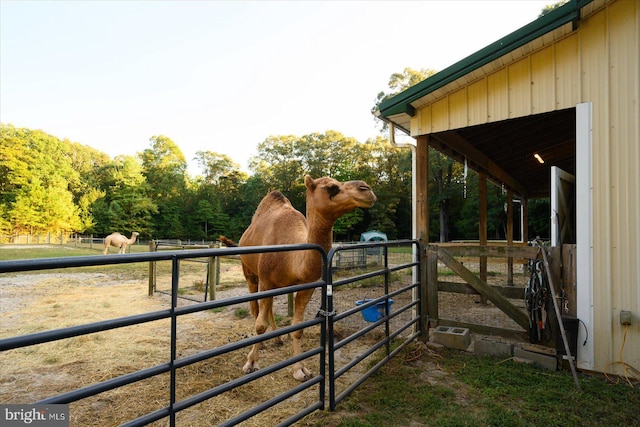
378 0 593 118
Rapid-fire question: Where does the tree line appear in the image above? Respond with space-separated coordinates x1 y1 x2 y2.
0 123 549 243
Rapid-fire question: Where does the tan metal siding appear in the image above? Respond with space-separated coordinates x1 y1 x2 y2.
407 0 639 375
554 36 580 109
432 98 449 133
449 89 468 129
467 80 487 124
507 58 532 117
604 0 640 374
531 47 556 113
487 68 509 122
581 2 616 373
415 106 431 135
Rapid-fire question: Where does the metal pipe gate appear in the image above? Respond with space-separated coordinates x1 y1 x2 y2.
0 240 421 425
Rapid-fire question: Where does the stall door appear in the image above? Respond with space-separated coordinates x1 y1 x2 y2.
551 166 576 247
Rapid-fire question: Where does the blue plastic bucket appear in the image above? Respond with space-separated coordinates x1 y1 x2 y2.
355 298 394 322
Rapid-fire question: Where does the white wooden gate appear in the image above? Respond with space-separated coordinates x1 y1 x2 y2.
551 166 576 247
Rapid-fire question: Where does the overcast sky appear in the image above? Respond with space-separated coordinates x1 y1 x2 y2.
1 0 553 174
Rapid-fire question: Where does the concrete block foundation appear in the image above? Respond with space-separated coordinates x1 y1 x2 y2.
432 326 471 350
474 338 513 358
513 346 558 371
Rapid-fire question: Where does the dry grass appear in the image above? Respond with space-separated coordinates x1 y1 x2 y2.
0 266 383 426
0 245 439 425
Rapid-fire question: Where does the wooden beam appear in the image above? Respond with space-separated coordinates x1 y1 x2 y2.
417 135 430 339
416 135 429 244
507 189 514 285
432 130 529 197
437 246 530 330
438 280 526 300
434 244 538 259
479 170 488 304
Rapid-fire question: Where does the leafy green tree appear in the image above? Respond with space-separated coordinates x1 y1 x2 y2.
93 155 157 237
373 67 470 242
373 67 438 132
528 198 550 239
351 136 412 240
66 142 111 233
250 134 305 199
0 125 83 235
453 171 509 240
248 131 380 239
540 1 568 17
194 151 239 184
140 135 188 238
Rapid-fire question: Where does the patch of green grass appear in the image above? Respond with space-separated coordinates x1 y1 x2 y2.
318 346 640 427
234 307 250 318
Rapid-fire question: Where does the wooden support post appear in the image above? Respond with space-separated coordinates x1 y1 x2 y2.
416 135 430 339
479 170 488 304
426 245 439 326
523 198 529 243
148 240 155 296
507 189 514 285
208 255 219 301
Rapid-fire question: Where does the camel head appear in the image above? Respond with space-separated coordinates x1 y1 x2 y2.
304 175 376 221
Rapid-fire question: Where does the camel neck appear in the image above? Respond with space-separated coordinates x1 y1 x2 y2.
305 209 335 252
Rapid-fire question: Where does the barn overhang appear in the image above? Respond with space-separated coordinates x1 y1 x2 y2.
376 0 593 198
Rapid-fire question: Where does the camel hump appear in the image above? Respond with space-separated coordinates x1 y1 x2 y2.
253 190 292 215
267 191 288 204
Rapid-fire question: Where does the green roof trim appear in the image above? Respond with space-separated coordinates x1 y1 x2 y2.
378 0 592 119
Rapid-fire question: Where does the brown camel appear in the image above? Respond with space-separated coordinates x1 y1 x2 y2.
238 175 376 381
103 232 140 255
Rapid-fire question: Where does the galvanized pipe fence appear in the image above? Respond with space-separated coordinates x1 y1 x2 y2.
0 240 421 425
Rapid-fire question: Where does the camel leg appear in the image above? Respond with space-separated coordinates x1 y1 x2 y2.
245 269 260 320
243 295 274 374
243 280 260 374
291 288 315 381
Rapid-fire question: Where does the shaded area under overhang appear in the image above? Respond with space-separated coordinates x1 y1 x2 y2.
427 108 575 199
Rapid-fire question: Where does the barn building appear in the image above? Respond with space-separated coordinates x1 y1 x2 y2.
377 0 638 376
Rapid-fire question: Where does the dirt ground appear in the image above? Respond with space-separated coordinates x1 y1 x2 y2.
0 254 526 426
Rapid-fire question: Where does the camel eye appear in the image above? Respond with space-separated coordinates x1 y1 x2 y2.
325 185 340 198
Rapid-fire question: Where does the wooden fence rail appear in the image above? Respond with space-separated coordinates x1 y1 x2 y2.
426 244 566 341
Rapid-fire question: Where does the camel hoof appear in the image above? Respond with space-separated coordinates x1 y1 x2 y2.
242 361 259 374
293 367 312 382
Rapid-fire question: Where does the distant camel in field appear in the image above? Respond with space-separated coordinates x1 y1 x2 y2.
103 232 140 255
237 175 376 381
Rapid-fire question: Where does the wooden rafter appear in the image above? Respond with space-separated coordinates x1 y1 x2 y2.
431 130 529 197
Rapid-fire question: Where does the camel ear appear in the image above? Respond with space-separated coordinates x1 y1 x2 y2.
305 175 316 190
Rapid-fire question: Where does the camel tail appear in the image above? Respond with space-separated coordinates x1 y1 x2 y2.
218 236 237 247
